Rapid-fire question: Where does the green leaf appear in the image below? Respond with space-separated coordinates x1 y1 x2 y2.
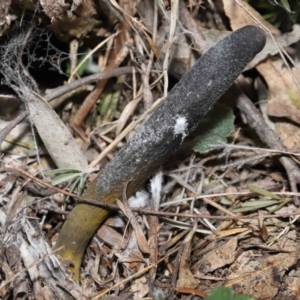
280 0 292 13
65 50 91 76
97 90 121 120
247 184 280 200
44 168 85 185
51 172 83 186
205 287 254 300
233 199 278 213
44 168 82 176
205 287 233 300
262 12 277 21
192 104 235 154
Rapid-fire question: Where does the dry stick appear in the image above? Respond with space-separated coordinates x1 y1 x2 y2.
44 67 133 102
178 0 206 51
54 26 267 282
0 112 27 148
15 166 300 220
69 39 79 82
162 0 179 97
233 82 300 204
68 32 119 83
72 26 129 127
134 34 153 109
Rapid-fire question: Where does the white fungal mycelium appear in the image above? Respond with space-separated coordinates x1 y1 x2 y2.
128 190 150 208
173 116 188 141
150 171 163 210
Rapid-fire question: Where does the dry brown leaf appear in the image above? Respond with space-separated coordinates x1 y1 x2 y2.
227 252 297 299
175 287 207 298
269 171 285 182
205 228 248 241
275 122 300 149
283 274 300 299
159 230 188 254
238 231 297 253
0 120 33 153
194 237 238 276
117 200 150 254
177 223 198 289
27 96 89 171
114 230 150 299
40 0 98 40
201 25 300 71
258 211 269 242
257 59 300 117
97 224 123 248
222 0 280 34
257 59 300 149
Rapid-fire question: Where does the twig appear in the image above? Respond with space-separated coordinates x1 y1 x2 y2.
162 0 179 97
72 28 129 127
234 82 300 204
178 0 206 52
0 111 27 148
134 34 153 109
68 32 119 83
44 67 133 102
15 167 300 220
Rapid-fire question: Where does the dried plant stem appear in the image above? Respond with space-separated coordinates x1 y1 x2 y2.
72 28 129 127
234 82 300 204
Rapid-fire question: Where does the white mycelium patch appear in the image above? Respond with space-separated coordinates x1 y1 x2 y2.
128 190 150 208
173 116 188 141
150 171 163 210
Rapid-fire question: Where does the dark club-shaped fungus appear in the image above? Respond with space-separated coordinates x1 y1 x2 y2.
54 25 266 281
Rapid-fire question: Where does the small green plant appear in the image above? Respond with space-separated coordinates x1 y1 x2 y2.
250 0 299 29
44 168 89 201
205 287 255 300
192 104 235 154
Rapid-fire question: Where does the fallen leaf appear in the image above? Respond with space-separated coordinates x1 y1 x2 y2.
117 200 150 254
227 252 297 299
175 287 207 298
194 237 238 276
177 223 198 288
257 59 300 149
201 25 300 70
222 0 280 34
